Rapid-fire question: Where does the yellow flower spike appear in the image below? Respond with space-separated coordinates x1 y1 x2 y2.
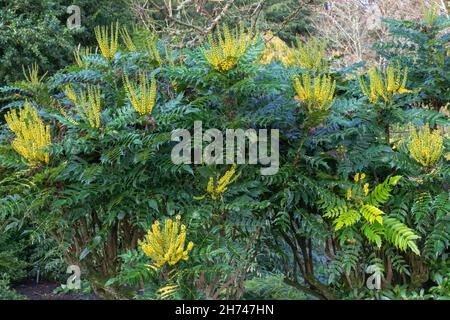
22 63 47 84
206 177 214 195
5 101 51 166
260 31 296 65
123 73 157 115
65 85 77 104
216 164 237 190
292 37 328 71
59 107 79 126
359 64 412 104
87 86 101 128
203 23 256 72
364 183 369 196
292 73 336 113
346 188 352 200
120 27 136 52
360 173 366 180
407 124 444 168
74 45 92 68
200 164 239 201
354 173 360 182
64 85 101 128
158 284 178 298
139 216 194 269
94 21 119 61
147 40 162 66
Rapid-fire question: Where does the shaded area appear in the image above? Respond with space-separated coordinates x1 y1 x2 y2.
14 278 98 300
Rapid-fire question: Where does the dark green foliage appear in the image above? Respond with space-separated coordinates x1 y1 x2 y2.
0 0 135 85
0 7 448 300
260 0 313 44
374 15 450 110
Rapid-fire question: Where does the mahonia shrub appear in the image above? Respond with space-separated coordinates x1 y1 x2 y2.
0 11 448 301
4 101 51 166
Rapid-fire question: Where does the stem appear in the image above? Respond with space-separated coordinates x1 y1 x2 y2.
294 126 309 165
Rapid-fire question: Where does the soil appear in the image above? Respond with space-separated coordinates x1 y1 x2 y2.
13 278 99 300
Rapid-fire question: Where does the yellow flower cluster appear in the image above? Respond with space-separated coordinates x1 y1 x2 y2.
292 38 328 71
354 172 366 182
65 85 77 103
407 124 444 168
359 65 413 104
292 73 336 113
121 27 136 52
363 183 369 196
74 45 93 68
205 164 239 200
120 27 162 65
259 34 328 70
22 63 47 84
260 31 295 65
203 23 255 72
123 73 157 115
139 215 194 269
347 173 367 200
95 22 119 61
5 101 51 166
65 85 102 128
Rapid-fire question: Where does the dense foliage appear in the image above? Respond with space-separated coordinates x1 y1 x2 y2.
0 4 448 300
0 0 134 84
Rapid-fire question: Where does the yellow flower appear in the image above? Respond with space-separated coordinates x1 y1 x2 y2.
120 27 136 52
4 101 51 166
197 164 239 200
291 37 328 71
354 173 360 182
292 73 336 113
360 173 366 180
363 183 369 196
22 63 47 84
94 22 119 61
407 124 444 168
260 31 296 66
123 73 157 115
215 164 237 193
65 84 77 104
206 177 214 195
120 27 162 65
139 215 194 269
73 45 93 68
203 23 256 72
65 85 102 129
346 188 352 200
359 64 412 104
59 107 79 126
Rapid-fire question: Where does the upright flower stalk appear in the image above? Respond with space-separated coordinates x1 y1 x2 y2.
74 45 93 68
22 63 47 84
203 23 255 72
292 38 328 71
123 73 157 116
195 164 239 201
5 101 51 166
407 124 444 168
139 215 194 269
65 85 102 129
359 64 412 104
293 73 336 114
95 22 119 61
